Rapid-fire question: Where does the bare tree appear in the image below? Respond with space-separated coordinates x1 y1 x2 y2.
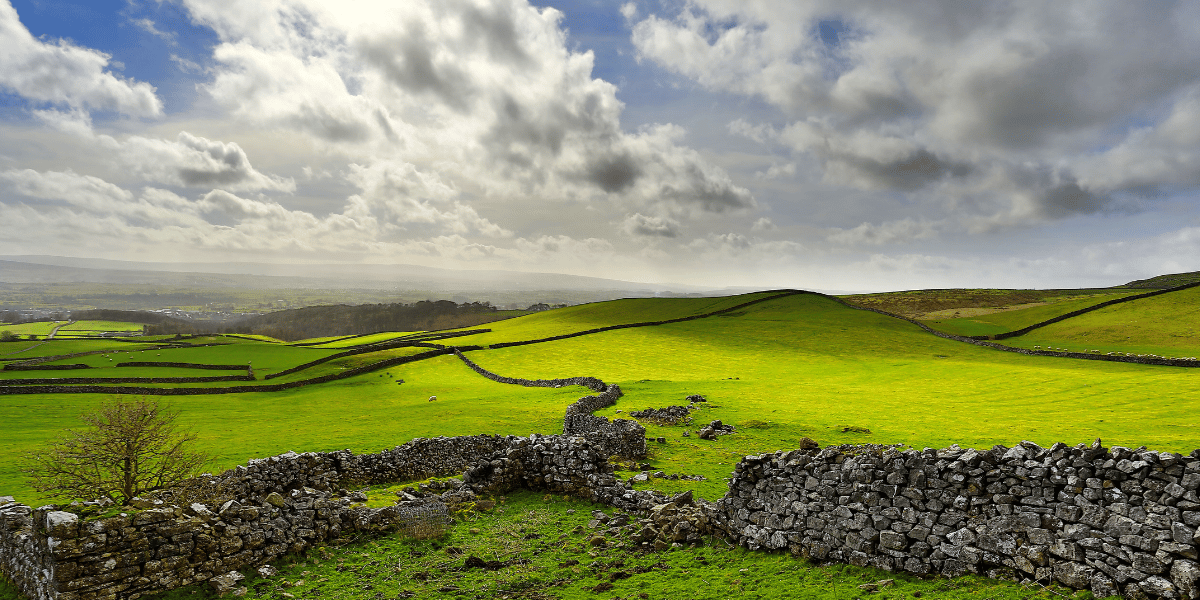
23 397 209 505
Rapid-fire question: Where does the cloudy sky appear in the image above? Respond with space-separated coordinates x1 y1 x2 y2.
2 0 1199 291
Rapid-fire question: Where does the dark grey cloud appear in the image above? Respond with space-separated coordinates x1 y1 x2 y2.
586 152 642 193
462 3 531 66
837 148 971 192
358 23 474 112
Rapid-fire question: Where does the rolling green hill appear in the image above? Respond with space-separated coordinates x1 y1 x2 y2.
920 292 1140 337
2 287 1198 600
3 289 1199 507
997 284 1200 357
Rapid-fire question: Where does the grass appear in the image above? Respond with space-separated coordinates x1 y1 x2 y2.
57 320 144 333
122 490 1098 600
461 293 1200 500
442 293 782 347
922 292 1141 337
0 321 64 336
996 284 1200 357
840 288 1125 319
0 353 584 505
296 332 424 348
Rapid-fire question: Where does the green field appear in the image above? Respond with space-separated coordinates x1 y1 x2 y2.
996 284 1200 357
0 321 63 337
3 290 1198 503
0 288 1195 600
921 292 1140 337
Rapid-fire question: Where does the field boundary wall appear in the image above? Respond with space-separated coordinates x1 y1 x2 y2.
987 281 1200 341
0 349 455 395
451 350 646 458
831 297 1200 368
485 290 803 350
716 441 1200 600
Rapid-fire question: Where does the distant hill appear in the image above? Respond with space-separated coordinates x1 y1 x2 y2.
1122 271 1200 289
0 255 702 293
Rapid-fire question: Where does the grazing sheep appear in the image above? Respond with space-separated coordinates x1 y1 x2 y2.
428 395 437 402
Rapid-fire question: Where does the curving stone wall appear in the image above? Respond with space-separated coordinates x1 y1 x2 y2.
716 440 1200 599
453 350 646 458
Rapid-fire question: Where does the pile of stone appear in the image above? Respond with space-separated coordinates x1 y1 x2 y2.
628 471 707 484
629 395 707 425
587 491 723 551
629 405 693 425
696 420 735 440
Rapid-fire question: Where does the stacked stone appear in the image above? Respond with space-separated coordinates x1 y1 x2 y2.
462 434 622 502
562 385 647 459
625 492 724 550
0 498 56 600
10 487 433 600
718 440 1200 599
629 405 693 424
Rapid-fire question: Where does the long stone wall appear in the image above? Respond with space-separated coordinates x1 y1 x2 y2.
716 440 1200 599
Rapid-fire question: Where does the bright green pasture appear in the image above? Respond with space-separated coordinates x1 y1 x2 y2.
3 290 1198 507
459 293 1200 498
57 320 143 333
446 292 780 346
997 286 1200 357
0 339 159 361
0 321 63 336
0 354 584 505
38 337 341 377
924 292 1138 337
297 331 422 348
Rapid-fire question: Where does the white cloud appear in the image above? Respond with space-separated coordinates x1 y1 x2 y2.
621 213 680 238
0 0 161 116
631 1 1200 230
179 0 752 219
750 217 776 232
133 18 177 45
827 218 940 246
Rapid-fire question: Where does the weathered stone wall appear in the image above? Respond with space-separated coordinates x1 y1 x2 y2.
561 385 647 459
716 441 1200 599
2 487 420 600
452 350 646 458
0 500 57 600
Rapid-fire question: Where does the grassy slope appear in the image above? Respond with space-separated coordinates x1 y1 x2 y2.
997 285 1200 357
0 353 584 504
465 293 1200 498
444 292 781 346
0 321 63 336
0 291 1166 600
922 292 1140 337
57 320 143 333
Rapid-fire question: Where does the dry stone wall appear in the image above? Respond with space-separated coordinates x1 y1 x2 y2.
453 350 646 458
716 440 1200 599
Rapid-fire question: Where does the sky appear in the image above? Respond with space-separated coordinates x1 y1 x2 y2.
1 1 1200 291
